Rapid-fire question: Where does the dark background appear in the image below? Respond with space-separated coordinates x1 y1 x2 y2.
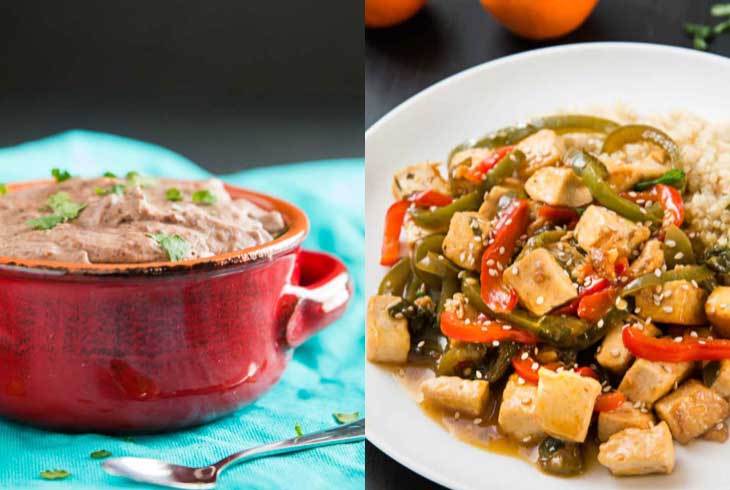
366 0 730 488
0 1 363 174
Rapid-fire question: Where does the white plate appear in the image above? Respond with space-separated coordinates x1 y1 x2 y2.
366 42 730 490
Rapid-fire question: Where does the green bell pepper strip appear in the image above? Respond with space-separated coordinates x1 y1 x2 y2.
416 251 461 278
663 225 695 269
621 265 714 297
566 149 663 223
601 124 681 167
404 274 426 303
531 114 619 134
482 341 519 383
635 168 686 193
412 149 526 229
461 276 625 350
409 190 482 229
378 257 412 296
435 274 460 329
515 229 567 262
413 234 446 289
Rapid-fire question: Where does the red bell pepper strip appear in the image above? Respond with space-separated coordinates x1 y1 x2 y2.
594 391 626 413
622 184 684 227
555 277 610 316
577 286 616 322
512 355 540 384
379 190 454 265
410 189 453 207
480 199 530 313
623 326 730 362
440 310 540 344
463 146 515 183
538 205 580 225
574 366 600 380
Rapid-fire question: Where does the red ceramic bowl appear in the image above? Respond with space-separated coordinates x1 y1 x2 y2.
0 181 352 433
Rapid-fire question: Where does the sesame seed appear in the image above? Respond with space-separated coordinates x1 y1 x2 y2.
517 377 526 385
502 325 512 330
492 340 500 347
454 411 460 420
521 352 529 360
674 336 683 343
512 266 519 275
531 362 539 371
499 246 506 255
536 296 545 305
665 239 676 248
663 305 674 313
473 418 482 425
674 252 684 260
654 268 662 277
610 348 620 358
597 319 605 328
488 268 498 277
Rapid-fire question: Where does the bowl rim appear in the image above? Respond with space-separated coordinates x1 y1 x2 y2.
0 179 309 275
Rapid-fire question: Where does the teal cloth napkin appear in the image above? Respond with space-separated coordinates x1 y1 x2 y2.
0 130 365 490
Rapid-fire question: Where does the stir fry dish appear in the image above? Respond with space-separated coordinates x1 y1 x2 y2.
367 114 730 477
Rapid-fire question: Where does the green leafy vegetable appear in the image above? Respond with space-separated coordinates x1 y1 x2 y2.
714 20 730 34
694 36 709 50
192 189 217 205
90 450 112 459
51 168 72 183
685 23 712 37
40 469 70 480
332 412 360 424
294 423 303 437
711 3 730 16
27 192 86 230
102 171 117 178
0 183 6 195
148 233 190 262
165 188 183 201
634 169 686 191
95 184 125 196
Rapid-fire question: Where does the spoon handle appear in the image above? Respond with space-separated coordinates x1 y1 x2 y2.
214 418 365 471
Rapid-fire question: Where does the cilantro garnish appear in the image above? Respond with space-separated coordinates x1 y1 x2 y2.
148 233 190 262
90 449 112 459
0 183 7 195
192 190 217 205
40 469 70 480
332 412 360 424
165 188 183 202
294 423 303 437
27 192 86 230
51 168 72 182
126 171 156 187
102 171 117 178
95 184 125 196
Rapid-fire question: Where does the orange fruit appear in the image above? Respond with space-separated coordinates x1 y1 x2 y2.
365 0 427 29
479 0 599 40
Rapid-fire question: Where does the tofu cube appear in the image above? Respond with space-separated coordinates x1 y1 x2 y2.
707 359 730 398
535 368 601 442
597 422 675 476
441 212 490 271
604 155 669 192
702 420 728 443
629 239 665 276
478 185 517 221
597 401 655 442
634 280 707 325
497 374 545 443
524 166 592 207
655 379 729 444
516 129 564 177
574 205 650 257
502 248 577 315
392 162 449 201
403 216 434 246
366 295 410 363
618 359 693 405
596 322 661 374
420 376 489 417
705 286 730 337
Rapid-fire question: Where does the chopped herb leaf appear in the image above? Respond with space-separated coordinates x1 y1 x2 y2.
634 169 686 192
40 469 70 480
711 3 730 16
294 423 303 437
694 35 709 50
714 19 730 34
332 412 359 424
95 184 125 196
684 23 712 38
27 214 65 230
51 168 72 183
148 233 190 262
165 188 183 202
192 189 217 205
102 171 117 178
126 171 156 187
0 183 6 195
90 450 112 459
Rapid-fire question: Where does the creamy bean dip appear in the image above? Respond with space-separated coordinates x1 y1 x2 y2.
0 175 286 263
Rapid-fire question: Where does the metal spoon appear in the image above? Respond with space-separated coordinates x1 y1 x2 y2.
102 418 364 489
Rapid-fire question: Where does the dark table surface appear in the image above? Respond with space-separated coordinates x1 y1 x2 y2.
365 0 730 488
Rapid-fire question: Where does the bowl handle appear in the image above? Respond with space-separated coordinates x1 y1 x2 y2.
280 250 352 348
